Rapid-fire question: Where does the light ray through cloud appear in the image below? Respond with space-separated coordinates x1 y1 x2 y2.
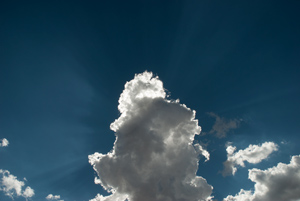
1 1 300 201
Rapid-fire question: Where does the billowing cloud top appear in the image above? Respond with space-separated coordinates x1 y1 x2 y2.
0 138 9 147
222 142 278 176
224 155 300 201
89 72 212 201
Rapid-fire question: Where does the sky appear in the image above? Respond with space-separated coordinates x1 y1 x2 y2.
0 1 300 201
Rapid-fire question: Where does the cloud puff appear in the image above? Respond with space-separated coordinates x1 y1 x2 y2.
89 72 212 201
23 186 35 199
222 142 278 176
46 194 64 201
194 143 210 162
0 138 9 147
224 155 300 201
0 169 34 199
206 113 240 138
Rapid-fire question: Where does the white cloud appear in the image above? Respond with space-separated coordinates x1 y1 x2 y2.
206 112 240 138
222 142 278 176
23 186 35 198
0 138 9 147
89 72 212 201
46 194 64 201
194 143 210 162
0 169 34 199
224 155 300 201
223 189 253 201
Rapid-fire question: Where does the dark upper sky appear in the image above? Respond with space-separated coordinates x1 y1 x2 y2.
0 1 300 201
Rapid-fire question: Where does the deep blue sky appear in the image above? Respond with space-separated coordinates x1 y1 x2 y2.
1 1 300 201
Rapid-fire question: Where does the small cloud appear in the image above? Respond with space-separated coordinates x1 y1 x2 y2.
89 72 213 201
194 143 210 162
224 155 300 201
206 112 240 138
0 138 9 147
0 169 34 199
222 142 278 176
23 186 34 198
46 194 64 201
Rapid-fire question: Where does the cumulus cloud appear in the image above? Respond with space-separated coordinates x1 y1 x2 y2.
89 72 212 201
0 138 9 147
0 169 34 199
224 155 300 201
206 113 240 138
46 194 64 201
222 142 278 176
23 186 35 198
224 189 253 201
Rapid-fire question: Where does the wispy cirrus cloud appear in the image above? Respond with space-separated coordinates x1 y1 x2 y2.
89 72 213 201
222 142 278 177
